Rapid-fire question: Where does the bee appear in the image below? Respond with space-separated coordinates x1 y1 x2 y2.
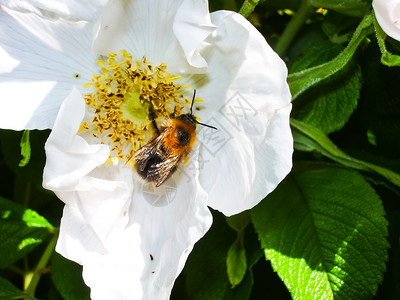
133 90 217 188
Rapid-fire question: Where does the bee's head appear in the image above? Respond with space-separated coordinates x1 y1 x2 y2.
179 89 217 131
177 113 197 129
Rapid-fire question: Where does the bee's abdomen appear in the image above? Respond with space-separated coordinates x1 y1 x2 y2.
136 155 163 180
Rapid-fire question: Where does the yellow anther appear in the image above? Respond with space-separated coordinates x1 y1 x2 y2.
79 50 192 167
78 122 89 133
82 82 93 89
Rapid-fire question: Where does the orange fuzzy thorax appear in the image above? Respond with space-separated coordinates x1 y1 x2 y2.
162 118 196 157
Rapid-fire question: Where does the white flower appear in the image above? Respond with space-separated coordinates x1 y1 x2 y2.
373 0 400 41
0 0 292 299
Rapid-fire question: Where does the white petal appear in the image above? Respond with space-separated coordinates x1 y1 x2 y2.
373 0 400 41
190 11 292 216
81 164 212 299
0 5 99 130
0 0 108 21
54 151 212 299
44 88 131 265
56 204 107 265
173 0 216 70
43 88 110 191
55 172 132 262
92 0 214 73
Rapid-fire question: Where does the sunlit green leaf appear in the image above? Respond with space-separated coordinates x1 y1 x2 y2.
251 167 389 299
0 197 53 268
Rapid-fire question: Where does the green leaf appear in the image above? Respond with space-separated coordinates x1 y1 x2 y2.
321 12 359 43
291 118 400 187
185 212 261 300
0 129 49 187
0 196 53 268
251 167 389 300
19 130 31 167
288 13 373 100
0 277 25 299
51 253 90 300
291 41 361 133
227 234 247 288
373 12 400 67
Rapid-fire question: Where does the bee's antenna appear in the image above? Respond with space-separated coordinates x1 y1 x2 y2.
190 89 196 115
196 120 218 130
190 89 217 130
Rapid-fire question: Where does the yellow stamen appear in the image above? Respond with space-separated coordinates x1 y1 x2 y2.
80 50 190 166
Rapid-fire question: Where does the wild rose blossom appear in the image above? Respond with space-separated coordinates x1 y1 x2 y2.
373 0 400 41
0 0 292 299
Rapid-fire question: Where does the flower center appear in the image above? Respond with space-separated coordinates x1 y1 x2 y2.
79 50 190 166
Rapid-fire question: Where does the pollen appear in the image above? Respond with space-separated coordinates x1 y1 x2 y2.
80 50 189 166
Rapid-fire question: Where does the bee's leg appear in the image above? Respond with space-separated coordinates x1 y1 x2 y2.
148 103 159 135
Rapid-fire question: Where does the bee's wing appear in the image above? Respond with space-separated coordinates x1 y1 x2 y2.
133 131 182 187
133 133 165 173
146 154 182 188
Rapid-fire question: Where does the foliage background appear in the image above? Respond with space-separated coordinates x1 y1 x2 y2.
0 0 399 299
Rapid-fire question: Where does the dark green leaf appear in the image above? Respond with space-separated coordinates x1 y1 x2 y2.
321 12 358 43
51 253 90 300
19 130 31 167
0 276 25 299
291 41 361 134
0 197 53 268
288 13 373 100
291 118 400 187
251 167 389 300
185 212 261 300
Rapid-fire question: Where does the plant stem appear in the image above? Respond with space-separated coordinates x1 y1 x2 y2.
239 0 260 18
288 13 373 99
274 0 312 56
24 230 59 299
